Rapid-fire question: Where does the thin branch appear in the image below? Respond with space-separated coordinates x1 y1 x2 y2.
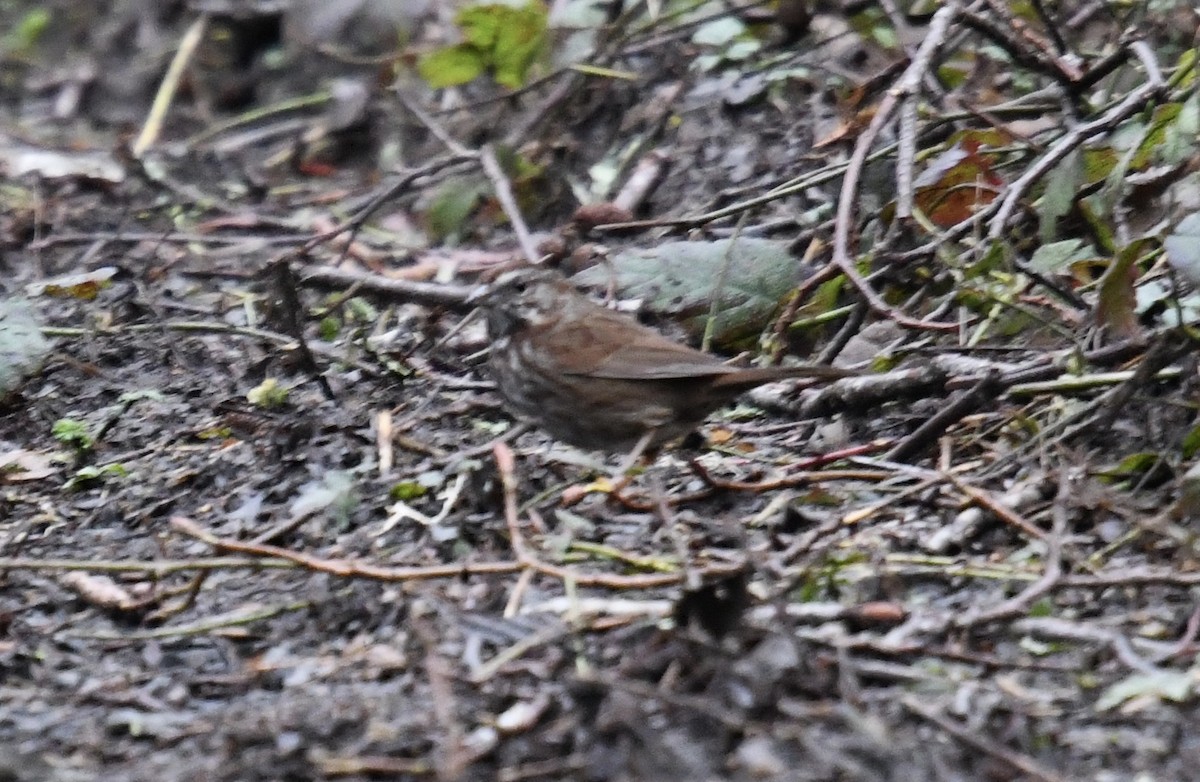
493 442 690 589
830 2 962 332
169 516 522 582
987 74 1167 239
480 144 542 265
902 698 1069 782
954 469 1070 627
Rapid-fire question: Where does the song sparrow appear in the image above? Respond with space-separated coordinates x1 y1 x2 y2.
469 267 854 455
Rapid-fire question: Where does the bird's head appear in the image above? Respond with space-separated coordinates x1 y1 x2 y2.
468 267 572 337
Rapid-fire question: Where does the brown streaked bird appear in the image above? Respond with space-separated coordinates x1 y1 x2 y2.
469 267 854 462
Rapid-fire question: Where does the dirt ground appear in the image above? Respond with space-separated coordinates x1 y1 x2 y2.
3 1 1200 781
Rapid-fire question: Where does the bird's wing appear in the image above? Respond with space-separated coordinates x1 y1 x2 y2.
540 310 734 380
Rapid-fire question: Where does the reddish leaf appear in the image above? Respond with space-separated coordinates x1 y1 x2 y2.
913 137 1005 228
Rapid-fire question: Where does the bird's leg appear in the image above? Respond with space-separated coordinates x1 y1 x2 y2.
561 429 658 505
612 428 656 483
603 428 661 499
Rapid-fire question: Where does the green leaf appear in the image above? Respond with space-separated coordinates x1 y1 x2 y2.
458 4 503 48
247 378 289 409
318 317 341 340
346 297 379 322
419 44 486 88
1162 93 1200 165
572 238 806 347
1181 423 1200 460
1172 47 1196 90
1096 670 1194 711
1098 452 1171 486
3 9 51 54
420 3 547 90
1028 598 1054 618
52 418 93 450
1037 149 1082 243
1133 102 1182 168
390 481 428 501
1026 239 1094 274
870 24 898 50
491 3 548 88
1076 199 1116 255
64 463 128 491
425 175 489 241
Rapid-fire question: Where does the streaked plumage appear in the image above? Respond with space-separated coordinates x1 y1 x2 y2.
471 267 852 452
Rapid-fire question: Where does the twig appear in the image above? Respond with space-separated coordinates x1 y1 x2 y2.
470 623 574 683
0 556 298 574
492 442 687 589
1090 321 1182 429
810 297 867 365
960 5 1081 92
269 259 335 399
169 516 522 582
412 616 472 777
884 371 1005 462
1027 0 1068 55
769 260 840 361
593 157 856 232
947 476 1047 541
612 149 670 213
29 231 307 249
299 266 474 308
954 469 1070 627
394 88 541 265
829 2 961 332
146 572 209 622
987 73 1167 239
1148 603 1200 664
133 13 208 157
43 319 380 375
394 88 476 157
983 334 1190 478
301 153 477 255
1013 617 1165 676
891 0 940 220
72 601 311 641
901 697 1068 782
503 71 583 146
480 144 542 265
